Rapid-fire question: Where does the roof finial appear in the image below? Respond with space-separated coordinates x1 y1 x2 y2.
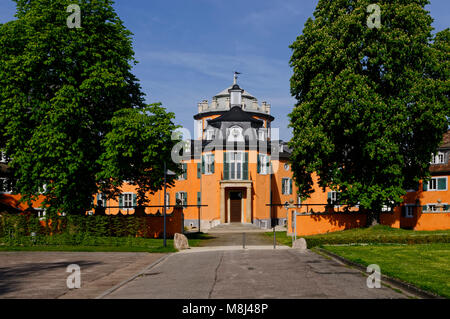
233 71 241 85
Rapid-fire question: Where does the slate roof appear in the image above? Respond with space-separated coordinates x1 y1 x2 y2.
207 106 264 127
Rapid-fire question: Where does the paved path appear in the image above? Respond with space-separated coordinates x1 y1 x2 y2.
0 252 164 299
196 223 279 248
104 249 409 299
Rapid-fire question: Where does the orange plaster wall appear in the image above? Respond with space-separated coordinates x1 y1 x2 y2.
1 194 45 211
290 212 367 236
250 150 271 221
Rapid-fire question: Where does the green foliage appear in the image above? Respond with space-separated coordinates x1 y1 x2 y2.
289 0 449 215
322 244 450 298
0 0 178 214
267 226 450 248
0 213 174 247
97 104 182 205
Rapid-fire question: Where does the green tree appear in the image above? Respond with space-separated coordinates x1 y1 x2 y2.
0 0 177 214
97 104 182 205
289 0 449 224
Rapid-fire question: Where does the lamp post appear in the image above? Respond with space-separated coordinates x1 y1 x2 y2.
163 162 176 248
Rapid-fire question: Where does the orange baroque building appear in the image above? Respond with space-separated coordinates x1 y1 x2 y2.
1 78 449 234
104 77 301 230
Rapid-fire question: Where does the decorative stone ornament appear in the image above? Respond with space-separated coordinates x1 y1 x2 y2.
174 233 190 250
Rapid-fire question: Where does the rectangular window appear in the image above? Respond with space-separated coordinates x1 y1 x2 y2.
206 129 215 141
229 152 243 180
258 130 265 141
328 191 340 207
259 154 269 175
405 205 414 218
423 203 448 213
282 178 292 195
97 193 107 207
431 152 445 164
165 193 170 206
123 193 133 208
176 192 187 207
178 163 187 180
205 154 214 174
0 178 12 194
426 177 447 191
0 151 7 163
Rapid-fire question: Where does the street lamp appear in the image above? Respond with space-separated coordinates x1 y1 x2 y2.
163 162 176 247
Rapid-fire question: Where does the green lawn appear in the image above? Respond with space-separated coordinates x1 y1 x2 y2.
265 225 450 247
0 232 212 253
321 243 450 298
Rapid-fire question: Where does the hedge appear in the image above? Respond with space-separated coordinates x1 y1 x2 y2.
0 214 168 246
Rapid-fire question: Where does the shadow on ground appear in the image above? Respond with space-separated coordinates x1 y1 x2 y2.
0 260 102 296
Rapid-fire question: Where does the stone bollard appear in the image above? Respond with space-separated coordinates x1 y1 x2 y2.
174 233 189 250
292 238 308 250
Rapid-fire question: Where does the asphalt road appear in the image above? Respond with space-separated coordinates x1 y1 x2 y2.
104 248 408 299
0 252 164 299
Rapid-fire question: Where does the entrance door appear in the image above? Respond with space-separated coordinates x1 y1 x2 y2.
229 191 242 223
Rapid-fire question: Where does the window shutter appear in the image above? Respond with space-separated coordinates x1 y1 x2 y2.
422 205 427 212
212 154 215 173
243 152 249 180
175 192 180 205
257 154 261 174
118 195 123 209
201 155 205 174
437 178 447 190
289 179 293 195
401 206 406 217
282 179 286 195
223 152 229 180
197 162 201 178
423 180 428 191
132 193 137 207
443 204 449 211
96 194 101 206
183 192 187 206
183 163 188 179
197 192 201 207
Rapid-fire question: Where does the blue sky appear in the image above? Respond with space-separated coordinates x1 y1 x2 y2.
1 0 448 141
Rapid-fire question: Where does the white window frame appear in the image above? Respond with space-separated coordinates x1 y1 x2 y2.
205 153 214 175
97 193 107 207
424 203 448 213
206 128 215 141
165 193 170 206
227 125 244 142
178 163 187 180
258 130 265 141
0 178 12 194
426 177 448 191
431 152 445 164
404 204 414 218
229 151 244 180
259 154 269 175
0 151 7 163
329 191 340 207
36 209 47 220
282 178 292 195
176 191 187 207
123 192 134 208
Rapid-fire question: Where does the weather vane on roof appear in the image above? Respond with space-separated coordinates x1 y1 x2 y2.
233 71 241 85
